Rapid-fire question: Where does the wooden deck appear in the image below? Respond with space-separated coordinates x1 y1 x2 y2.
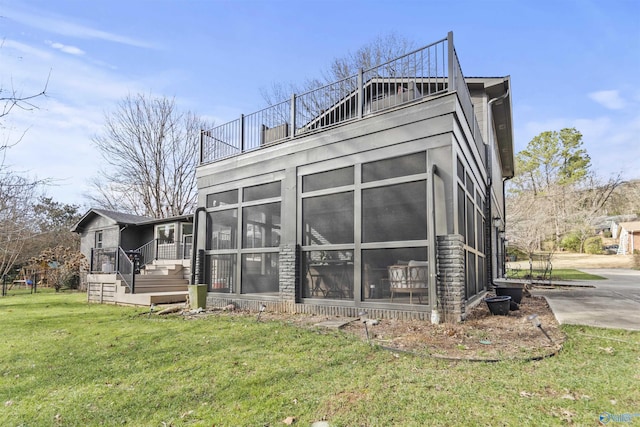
87 260 189 306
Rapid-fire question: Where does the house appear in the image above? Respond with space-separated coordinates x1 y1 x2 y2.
191 32 514 322
617 221 640 255
71 209 193 305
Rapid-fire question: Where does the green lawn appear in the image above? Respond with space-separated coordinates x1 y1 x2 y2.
508 268 607 281
1 293 638 426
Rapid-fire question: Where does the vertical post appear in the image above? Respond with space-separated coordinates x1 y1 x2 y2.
199 129 204 164
90 248 95 273
2 274 6 297
290 94 296 139
447 31 454 92
357 68 363 119
155 239 159 260
240 114 245 153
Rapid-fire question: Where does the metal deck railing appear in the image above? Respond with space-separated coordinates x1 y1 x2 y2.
200 32 483 165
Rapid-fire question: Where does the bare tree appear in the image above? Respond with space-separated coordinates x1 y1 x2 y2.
0 173 39 277
260 32 416 106
88 93 212 218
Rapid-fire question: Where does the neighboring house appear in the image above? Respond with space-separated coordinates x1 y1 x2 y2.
611 215 638 239
191 33 514 322
617 221 640 255
71 209 193 305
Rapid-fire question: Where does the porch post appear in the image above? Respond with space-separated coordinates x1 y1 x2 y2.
447 31 454 92
436 234 466 323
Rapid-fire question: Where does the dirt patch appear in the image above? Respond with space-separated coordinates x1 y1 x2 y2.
340 295 563 361
183 294 564 362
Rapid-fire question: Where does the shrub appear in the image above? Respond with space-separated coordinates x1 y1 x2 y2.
560 233 581 252
584 236 603 254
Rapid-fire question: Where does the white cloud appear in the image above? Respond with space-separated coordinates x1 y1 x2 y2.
589 90 626 110
46 41 85 56
5 6 156 49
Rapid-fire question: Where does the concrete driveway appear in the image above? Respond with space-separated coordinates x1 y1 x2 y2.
532 269 640 331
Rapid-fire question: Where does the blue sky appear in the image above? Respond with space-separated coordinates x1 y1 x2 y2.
1 0 639 207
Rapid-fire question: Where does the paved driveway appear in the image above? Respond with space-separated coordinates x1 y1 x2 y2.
532 269 640 331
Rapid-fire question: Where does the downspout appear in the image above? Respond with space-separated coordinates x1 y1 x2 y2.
486 87 510 286
190 206 207 286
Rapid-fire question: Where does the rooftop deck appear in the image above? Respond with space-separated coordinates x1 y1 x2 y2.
199 32 481 165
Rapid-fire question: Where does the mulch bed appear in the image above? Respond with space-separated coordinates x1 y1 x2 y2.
178 292 564 361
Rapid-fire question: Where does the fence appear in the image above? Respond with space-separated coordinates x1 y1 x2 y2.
200 32 483 166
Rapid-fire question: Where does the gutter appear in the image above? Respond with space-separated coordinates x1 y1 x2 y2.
486 85 511 285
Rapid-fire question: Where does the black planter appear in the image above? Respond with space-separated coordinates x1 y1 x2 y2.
485 296 511 315
496 286 523 304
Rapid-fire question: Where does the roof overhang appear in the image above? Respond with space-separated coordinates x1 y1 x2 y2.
466 77 514 179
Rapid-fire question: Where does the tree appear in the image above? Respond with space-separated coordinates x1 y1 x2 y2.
0 173 39 277
511 128 592 243
88 93 213 218
22 197 82 262
261 33 416 106
26 245 87 291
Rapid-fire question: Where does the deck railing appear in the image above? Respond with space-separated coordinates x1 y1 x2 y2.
116 247 135 293
200 32 482 165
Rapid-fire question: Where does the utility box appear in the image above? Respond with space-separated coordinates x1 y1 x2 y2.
188 284 207 309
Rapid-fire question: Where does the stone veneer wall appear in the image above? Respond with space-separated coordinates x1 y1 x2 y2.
278 244 297 300
436 234 466 323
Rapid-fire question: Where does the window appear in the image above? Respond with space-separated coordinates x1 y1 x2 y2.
209 254 236 293
206 189 238 208
362 181 426 243
302 250 353 299
205 181 282 295
95 231 103 249
303 166 353 192
243 203 281 248
302 192 354 245
241 253 279 294
244 182 281 202
300 152 429 305
362 247 427 304
457 155 486 299
208 210 238 250
362 152 426 183
156 224 175 243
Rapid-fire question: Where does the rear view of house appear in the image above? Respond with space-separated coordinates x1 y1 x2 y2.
192 32 514 322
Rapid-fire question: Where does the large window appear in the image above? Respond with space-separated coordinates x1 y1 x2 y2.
300 152 429 305
206 181 282 295
456 156 486 299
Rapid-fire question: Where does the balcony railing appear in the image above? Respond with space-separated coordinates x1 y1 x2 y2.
200 32 483 165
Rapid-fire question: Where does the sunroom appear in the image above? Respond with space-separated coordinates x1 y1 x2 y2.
192 32 513 321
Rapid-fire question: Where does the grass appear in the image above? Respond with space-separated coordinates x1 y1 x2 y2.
508 268 607 281
1 293 639 426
